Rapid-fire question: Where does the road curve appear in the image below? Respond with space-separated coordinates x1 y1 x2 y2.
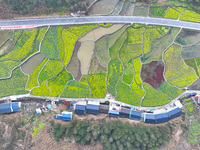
1 16 200 30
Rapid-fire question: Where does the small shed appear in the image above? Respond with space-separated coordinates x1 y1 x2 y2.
155 113 169 123
129 110 141 121
168 107 182 119
119 108 131 118
144 114 156 123
75 101 86 115
64 101 71 106
108 110 119 116
56 112 72 120
36 108 42 114
0 103 12 113
12 102 21 112
99 104 109 114
175 100 183 108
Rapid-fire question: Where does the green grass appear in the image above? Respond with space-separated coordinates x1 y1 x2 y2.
185 102 195 113
0 29 37 61
150 7 168 17
158 81 184 99
48 69 73 97
142 83 170 107
0 68 29 97
38 59 63 84
26 58 48 90
156 26 169 35
66 24 98 37
13 30 22 43
61 76 90 98
180 10 200 23
88 74 107 98
41 27 60 59
164 44 197 87
32 123 45 137
119 44 143 65
96 25 127 66
0 60 20 78
116 79 141 106
31 81 50 96
150 1 189 7
164 7 182 19
125 27 144 44
123 59 134 84
185 59 199 76
107 59 123 96
89 57 107 74
143 28 160 54
57 27 64 60
141 27 180 63
109 30 127 59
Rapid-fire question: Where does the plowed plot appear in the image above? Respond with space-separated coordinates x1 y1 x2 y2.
141 61 165 89
182 42 200 59
89 0 119 15
175 29 200 46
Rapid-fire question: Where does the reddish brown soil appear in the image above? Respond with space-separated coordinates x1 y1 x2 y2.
141 61 165 89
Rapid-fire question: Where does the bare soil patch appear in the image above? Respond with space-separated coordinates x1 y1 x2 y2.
141 60 165 89
78 41 95 75
66 41 82 81
21 53 46 74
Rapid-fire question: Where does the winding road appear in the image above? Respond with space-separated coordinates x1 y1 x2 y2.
0 16 200 110
1 16 200 30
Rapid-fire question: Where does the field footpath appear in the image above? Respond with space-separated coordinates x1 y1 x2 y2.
2 90 199 111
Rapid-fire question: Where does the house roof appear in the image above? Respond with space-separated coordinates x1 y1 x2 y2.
155 113 169 123
144 114 156 123
0 103 12 113
175 100 183 108
86 104 99 110
76 101 87 106
120 108 131 114
168 107 182 119
75 104 86 110
130 110 141 118
99 104 109 110
109 110 119 115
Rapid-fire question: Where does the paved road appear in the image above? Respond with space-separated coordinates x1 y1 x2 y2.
1 16 200 30
1 90 199 110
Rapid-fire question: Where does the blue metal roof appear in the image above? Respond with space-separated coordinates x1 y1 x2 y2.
12 103 20 112
109 110 119 116
144 114 156 123
130 111 141 119
155 113 169 123
86 104 100 110
75 105 86 114
0 103 12 113
168 107 182 119
62 114 72 118
56 115 63 119
76 104 85 110
56 114 72 120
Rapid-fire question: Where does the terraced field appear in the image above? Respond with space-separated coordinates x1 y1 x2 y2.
1 21 200 107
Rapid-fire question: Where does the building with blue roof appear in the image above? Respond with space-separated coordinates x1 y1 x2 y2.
75 104 86 115
86 101 100 114
129 110 141 121
168 107 182 119
155 113 169 123
0 102 21 113
109 110 119 116
144 114 156 123
12 102 21 112
56 112 72 120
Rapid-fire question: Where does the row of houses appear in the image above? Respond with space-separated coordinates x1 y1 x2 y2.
0 102 21 113
73 101 182 124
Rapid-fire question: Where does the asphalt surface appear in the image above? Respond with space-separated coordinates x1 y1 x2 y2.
1 16 200 30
